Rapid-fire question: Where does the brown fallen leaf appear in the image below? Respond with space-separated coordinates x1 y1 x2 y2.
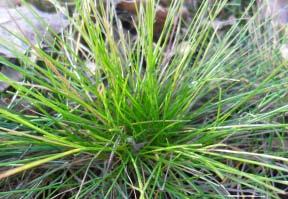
116 1 140 14
159 0 198 7
154 6 168 41
116 0 168 41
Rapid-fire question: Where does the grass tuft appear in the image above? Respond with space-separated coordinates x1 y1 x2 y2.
0 0 287 198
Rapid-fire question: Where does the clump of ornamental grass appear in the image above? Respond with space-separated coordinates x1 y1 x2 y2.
0 0 287 198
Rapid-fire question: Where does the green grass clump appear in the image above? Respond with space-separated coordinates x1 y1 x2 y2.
0 0 287 198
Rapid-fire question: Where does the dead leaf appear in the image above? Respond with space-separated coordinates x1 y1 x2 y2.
271 139 288 150
280 44 288 60
212 16 237 30
259 0 288 25
0 67 23 91
116 0 169 42
86 61 97 75
0 5 68 57
0 0 21 8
